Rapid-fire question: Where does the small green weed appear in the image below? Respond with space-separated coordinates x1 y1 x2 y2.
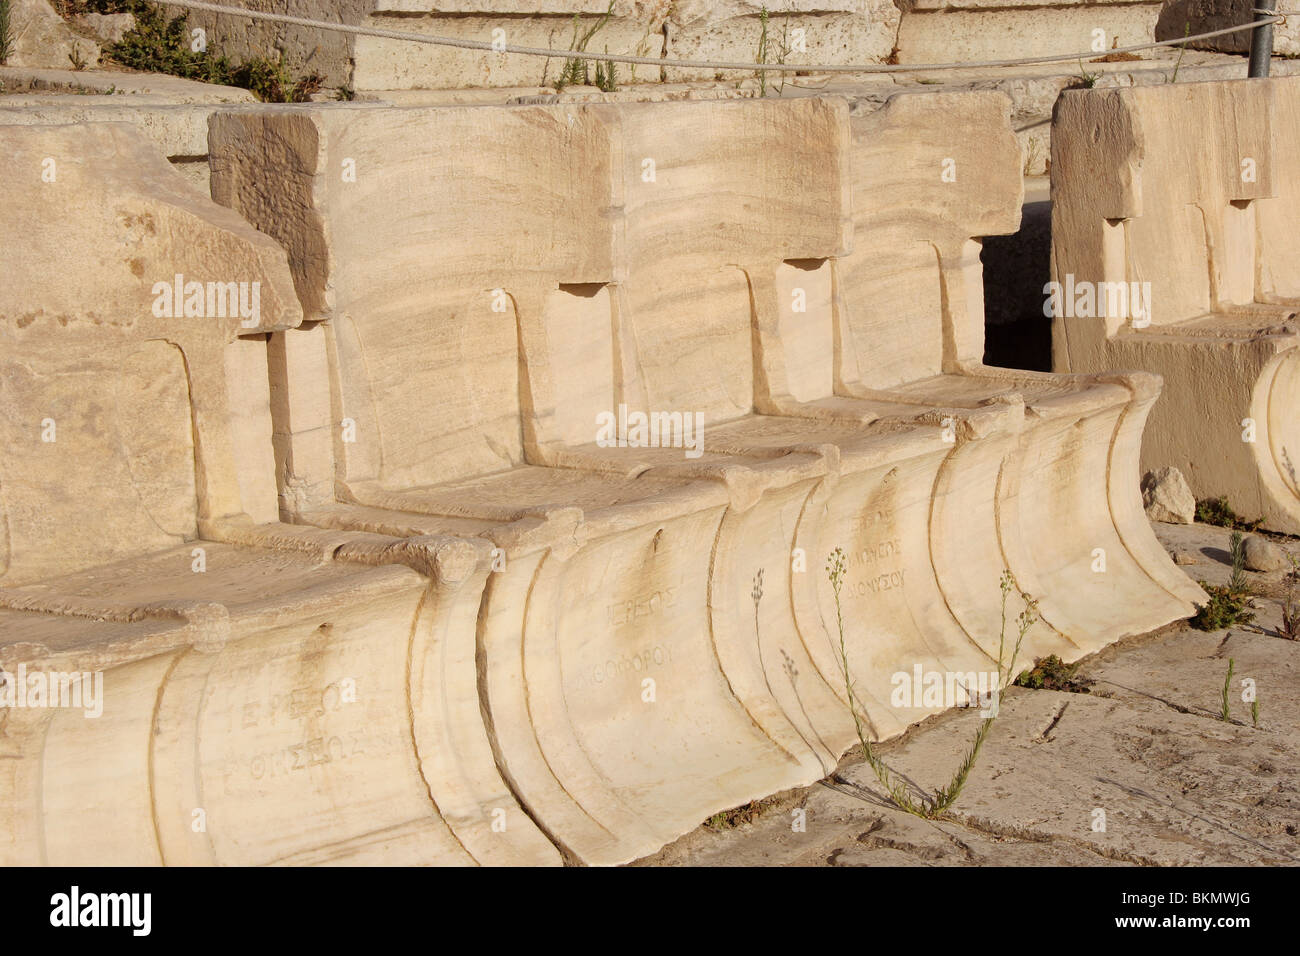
593 51 618 92
83 0 323 102
0 0 14 66
1014 655 1094 693
555 0 615 91
827 554 1036 819
1195 496 1263 531
1220 658 1235 722
1281 556 1300 640
1191 585 1254 630
1071 58 1100 89
1190 532 1256 631
705 796 782 831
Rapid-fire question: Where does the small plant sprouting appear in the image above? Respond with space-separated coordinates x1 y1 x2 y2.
1169 23 1191 84
1228 530 1247 594
705 796 782 831
68 46 89 71
1073 58 1100 89
102 2 324 102
1190 531 1255 631
1281 555 1300 641
1191 584 1254 631
753 569 830 777
774 12 794 96
627 10 662 84
1195 496 1263 531
1220 657 1235 722
593 50 618 92
1022 137 1042 176
1251 695 1260 729
1195 583 1251 629
1014 654 1094 693
827 551 1036 819
555 0 615 91
827 548 919 813
754 6 796 98
0 0 15 66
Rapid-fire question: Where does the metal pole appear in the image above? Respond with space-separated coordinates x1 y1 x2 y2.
1249 0 1278 77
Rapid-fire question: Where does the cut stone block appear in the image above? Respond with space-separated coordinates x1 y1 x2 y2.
187 0 895 91
4 0 99 70
0 67 258 102
548 91 1199 764
896 0 1164 64
799 91 1201 673
190 0 653 91
357 5 653 91
0 102 256 196
0 123 557 867
662 0 899 83
1051 76 1300 534
1168 0 1300 59
182 0 372 90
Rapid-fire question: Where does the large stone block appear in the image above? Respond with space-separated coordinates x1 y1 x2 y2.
184 0 654 90
186 0 892 91
896 0 1164 63
588 91 1201 742
358 0 653 91
1051 76 1300 534
1158 0 1300 58
662 1 898 83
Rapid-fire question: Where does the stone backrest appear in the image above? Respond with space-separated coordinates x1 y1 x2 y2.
0 122 300 586
1255 78 1300 302
209 105 617 491
595 96 851 419
837 91 1023 389
1052 78 1291 335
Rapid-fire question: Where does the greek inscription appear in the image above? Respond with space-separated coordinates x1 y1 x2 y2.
607 585 679 627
